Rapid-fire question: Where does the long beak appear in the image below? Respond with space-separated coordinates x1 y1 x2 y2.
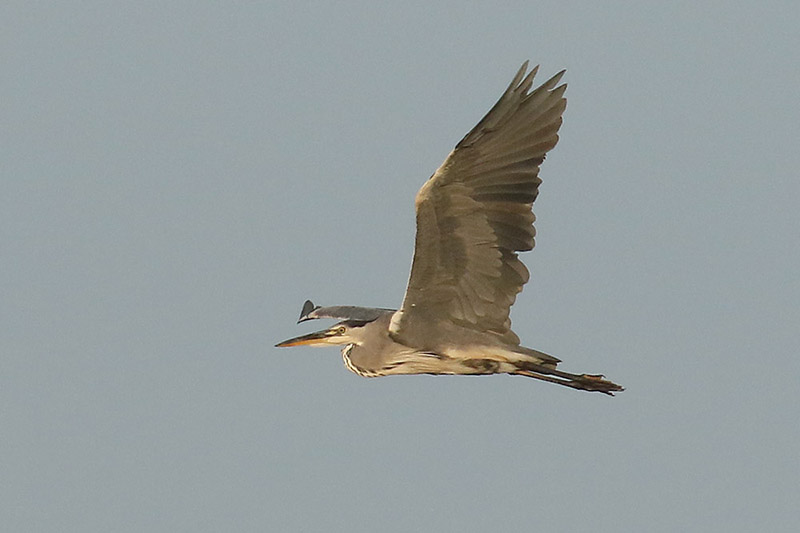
275 328 335 348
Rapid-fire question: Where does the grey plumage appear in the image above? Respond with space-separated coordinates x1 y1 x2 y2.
297 300 393 324
276 62 623 395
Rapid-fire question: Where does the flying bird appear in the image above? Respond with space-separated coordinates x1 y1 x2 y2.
276 62 623 394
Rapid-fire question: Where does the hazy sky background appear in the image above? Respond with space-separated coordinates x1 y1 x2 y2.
2 2 799 532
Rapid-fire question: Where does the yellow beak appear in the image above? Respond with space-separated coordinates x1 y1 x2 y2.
275 329 336 348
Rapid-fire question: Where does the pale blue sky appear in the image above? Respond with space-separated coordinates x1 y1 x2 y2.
2 2 799 532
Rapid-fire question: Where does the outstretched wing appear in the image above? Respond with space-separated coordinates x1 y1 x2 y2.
391 62 566 346
296 300 395 323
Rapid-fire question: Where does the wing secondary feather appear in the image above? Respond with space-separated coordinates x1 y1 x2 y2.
391 62 567 347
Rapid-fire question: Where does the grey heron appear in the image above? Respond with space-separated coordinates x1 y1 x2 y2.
276 62 623 395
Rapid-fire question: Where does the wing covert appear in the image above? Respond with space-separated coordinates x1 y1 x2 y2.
391 62 566 347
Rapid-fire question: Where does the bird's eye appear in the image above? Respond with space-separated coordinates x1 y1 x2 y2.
336 326 346 335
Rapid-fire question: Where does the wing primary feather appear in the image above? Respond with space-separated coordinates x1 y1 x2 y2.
392 62 567 344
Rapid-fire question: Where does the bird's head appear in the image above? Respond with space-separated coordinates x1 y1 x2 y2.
275 320 371 348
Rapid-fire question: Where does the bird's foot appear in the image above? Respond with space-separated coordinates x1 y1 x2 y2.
578 374 624 395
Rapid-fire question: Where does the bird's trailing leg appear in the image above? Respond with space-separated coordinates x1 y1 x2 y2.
512 363 623 395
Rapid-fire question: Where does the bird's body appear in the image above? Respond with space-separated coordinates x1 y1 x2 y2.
340 312 555 378
276 62 623 395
